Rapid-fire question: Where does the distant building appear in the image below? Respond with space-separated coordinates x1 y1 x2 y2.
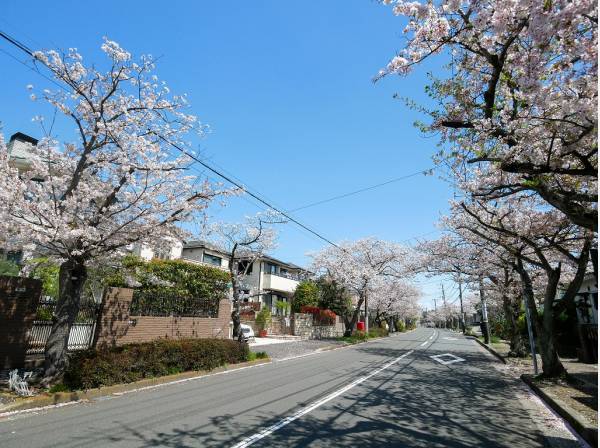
181 240 304 315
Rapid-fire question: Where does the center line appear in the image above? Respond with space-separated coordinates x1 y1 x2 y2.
230 350 414 448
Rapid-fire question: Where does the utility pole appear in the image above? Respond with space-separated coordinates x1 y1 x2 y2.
523 298 539 375
442 284 446 306
441 284 447 328
364 294 369 334
479 277 491 344
458 274 465 334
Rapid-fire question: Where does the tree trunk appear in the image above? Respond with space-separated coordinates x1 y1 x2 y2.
230 276 242 342
43 260 87 384
538 268 566 377
502 294 527 357
344 297 364 337
516 260 565 377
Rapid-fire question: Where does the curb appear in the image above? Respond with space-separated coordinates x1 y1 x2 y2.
521 374 597 447
0 358 271 417
466 336 507 364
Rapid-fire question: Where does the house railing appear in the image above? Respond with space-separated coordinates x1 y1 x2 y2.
26 298 99 355
27 322 96 354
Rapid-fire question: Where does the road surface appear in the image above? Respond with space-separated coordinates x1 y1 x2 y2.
0 328 583 447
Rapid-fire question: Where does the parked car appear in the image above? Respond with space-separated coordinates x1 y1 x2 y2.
240 323 255 342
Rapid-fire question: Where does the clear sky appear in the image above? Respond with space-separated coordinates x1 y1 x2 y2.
0 1 459 309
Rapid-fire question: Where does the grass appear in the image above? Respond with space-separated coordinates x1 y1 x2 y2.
479 335 501 344
337 327 392 344
247 351 269 361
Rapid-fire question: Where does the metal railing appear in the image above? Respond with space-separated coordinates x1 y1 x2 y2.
26 298 99 355
130 290 221 318
27 322 96 355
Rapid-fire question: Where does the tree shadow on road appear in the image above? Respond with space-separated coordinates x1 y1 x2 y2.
83 344 580 447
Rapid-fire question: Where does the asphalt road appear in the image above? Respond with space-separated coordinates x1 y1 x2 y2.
0 328 583 447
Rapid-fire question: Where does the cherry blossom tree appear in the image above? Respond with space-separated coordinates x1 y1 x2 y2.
0 40 224 382
379 0 598 232
309 238 413 336
417 234 529 355
447 195 592 376
209 212 284 340
370 277 421 328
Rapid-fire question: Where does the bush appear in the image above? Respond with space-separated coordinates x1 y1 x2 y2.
338 331 368 344
395 319 406 332
248 351 269 361
63 338 249 390
0 260 20 276
107 256 231 300
292 280 319 312
300 306 336 325
368 327 389 338
255 308 272 331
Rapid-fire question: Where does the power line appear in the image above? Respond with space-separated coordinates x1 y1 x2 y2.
288 168 434 213
0 28 341 250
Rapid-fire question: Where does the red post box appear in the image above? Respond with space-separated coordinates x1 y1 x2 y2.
357 321 365 331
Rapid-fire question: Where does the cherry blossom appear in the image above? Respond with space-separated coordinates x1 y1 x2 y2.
0 40 227 382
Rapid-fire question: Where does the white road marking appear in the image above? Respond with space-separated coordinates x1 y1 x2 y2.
443 337 458 341
419 341 428 347
230 350 414 448
430 353 466 365
0 361 272 421
0 400 85 420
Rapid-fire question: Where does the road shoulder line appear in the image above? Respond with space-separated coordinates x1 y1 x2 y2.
231 350 414 448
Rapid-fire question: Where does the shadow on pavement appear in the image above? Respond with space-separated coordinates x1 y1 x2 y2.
87 342 577 447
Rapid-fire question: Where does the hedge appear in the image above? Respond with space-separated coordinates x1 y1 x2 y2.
63 338 249 390
107 256 231 299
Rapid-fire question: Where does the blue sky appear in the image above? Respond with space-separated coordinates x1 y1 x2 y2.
0 1 457 308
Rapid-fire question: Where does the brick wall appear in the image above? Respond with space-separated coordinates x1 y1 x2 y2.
95 287 232 348
0 276 42 369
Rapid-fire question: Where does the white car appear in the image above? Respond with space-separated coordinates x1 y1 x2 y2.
240 324 255 342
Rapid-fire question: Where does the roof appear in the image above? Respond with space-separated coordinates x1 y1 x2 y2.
10 132 39 146
182 240 304 271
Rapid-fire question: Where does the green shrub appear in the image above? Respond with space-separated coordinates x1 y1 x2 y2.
26 257 59 299
0 260 20 276
107 256 230 300
275 300 291 315
63 338 249 390
368 327 389 338
292 280 319 312
396 319 406 332
248 351 269 361
255 308 272 331
48 383 70 393
338 331 369 344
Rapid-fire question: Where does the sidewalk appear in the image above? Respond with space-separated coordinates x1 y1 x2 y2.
483 338 597 445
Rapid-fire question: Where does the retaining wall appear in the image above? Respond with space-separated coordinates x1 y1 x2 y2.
95 287 232 348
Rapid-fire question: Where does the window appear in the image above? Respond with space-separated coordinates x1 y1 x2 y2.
203 253 222 266
265 263 278 275
237 260 253 275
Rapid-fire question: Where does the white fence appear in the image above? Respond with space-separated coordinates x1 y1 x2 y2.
26 322 96 355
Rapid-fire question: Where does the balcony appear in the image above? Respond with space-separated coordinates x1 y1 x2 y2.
262 273 298 293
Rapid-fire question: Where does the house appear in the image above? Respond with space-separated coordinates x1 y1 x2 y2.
181 240 304 315
6 132 39 172
129 240 183 261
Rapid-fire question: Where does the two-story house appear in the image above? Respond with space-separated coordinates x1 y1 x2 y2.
181 240 304 315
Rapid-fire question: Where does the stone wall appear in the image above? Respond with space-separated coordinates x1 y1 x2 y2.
0 276 41 369
95 287 232 348
292 313 344 339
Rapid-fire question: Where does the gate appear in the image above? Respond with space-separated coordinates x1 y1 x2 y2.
26 298 100 355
